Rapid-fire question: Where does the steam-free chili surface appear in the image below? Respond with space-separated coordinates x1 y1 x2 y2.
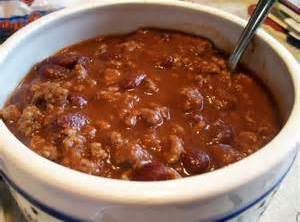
0 29 281 181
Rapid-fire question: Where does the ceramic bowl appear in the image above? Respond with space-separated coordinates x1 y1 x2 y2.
0 1 299 222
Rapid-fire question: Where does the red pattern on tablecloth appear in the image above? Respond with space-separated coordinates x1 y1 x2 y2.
21 0 34 6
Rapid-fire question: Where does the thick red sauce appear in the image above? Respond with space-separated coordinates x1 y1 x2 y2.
0 29 281 181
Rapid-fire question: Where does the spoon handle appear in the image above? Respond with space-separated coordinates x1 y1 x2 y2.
228 0 276 72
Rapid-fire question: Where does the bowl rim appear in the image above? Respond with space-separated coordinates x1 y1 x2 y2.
0 0 299 205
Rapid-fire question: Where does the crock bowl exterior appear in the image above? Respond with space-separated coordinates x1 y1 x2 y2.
1 157 295 222
0 1 299 222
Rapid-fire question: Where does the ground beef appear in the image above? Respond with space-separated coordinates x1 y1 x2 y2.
103 68 122 85
163 135 184 164
96 120 111 131
17 106 43 136
90 142 108 160
118 40 143 52
61 149 100 175
0 104 20 123
96 86 122 103
30 136 58 161
113 143 152 168
110 131 125 146
31 82 69 110
236 131 259 154
73 64 88 80
62 129 86 151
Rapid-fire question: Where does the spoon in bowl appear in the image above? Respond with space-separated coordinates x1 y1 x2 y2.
228 0 276 72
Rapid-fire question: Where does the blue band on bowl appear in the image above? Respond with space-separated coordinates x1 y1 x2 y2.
0 154 296 222
215 156 295 221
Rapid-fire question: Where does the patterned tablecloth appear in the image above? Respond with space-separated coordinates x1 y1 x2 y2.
0 1 299 222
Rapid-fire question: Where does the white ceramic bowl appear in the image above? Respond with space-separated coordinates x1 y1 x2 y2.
0 1 299 222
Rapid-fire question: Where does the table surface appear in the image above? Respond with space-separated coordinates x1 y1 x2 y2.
0 1 299 221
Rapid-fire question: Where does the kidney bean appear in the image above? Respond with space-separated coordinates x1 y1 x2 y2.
182 149 210 174
180 87 204 111
132 161 180 181
207 120 234 145
55 113 89 131
113 143 152 168
216 127 234 145
68 95 88 108
38 64 70 79
210 144 244 167
124 114 137 128
49 54 89 69
139 108 163 128
159 56 175 69
121 73 147 90
143 79 159 94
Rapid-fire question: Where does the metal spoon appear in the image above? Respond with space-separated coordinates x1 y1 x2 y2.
228 0 276 72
